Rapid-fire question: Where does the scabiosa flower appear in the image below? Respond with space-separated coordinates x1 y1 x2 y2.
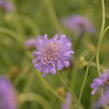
95 89 109 108
0 0 14 13
25 37 37 48
61 92 71 109
62 15 96 37
91 69 109 95
0 76 17 109
32 34 74 76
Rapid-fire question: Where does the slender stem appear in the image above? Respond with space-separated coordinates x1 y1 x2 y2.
57 73 73 94
74 33 84 52
95 0 105 100
57 73 84 109
18 14 40 35
35 71 64 101
96 0 105 76
0 27 22 43
14 59 32 86
70 60 78 92
103 26 109 35
90 62 104 71
43 0 63 33
18 93 52 109
23 70 35 92
13 13 25 38
79 53 96 101
79 0 105 102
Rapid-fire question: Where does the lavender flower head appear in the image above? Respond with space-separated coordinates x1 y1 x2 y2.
32 34 74 76
25 37 37 48
0 76 17 109
62 15 96 37
0 0 14 13
95 89 109 108
91 69 109 95
61 92 71 109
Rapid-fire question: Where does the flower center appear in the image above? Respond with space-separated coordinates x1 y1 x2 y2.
40 42 60 64
104 78 109 86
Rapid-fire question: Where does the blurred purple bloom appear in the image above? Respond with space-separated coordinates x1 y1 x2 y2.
0 0 14 12
25 37 37 48
62 15 96 37
32 34 74 76
91 69 109 95
0 76 17 109
61 92 71 109
96 89 109 108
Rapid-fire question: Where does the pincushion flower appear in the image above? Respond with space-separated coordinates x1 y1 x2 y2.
95 89 109 108
32 34 74 76
61 92 71 109
25 37 37 48
62 15 96 37
0 76 17 109
0 0 14 12
91 69 109 95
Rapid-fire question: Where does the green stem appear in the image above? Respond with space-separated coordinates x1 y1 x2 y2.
79 0 105 102
18 15 40 35
35 71 64 101
79 53 96 101
57 73 73 94
12 13 25 38
43 0 63 33
103 26 109 35
23 70 35 92
14 59 32 86
70 60 78 92
96 0 105 76
57 73 84 109
90 62 104 71
18 93 52 109
0 27 22 43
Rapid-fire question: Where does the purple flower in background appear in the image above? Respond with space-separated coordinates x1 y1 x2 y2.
32 34 74 76
25 37 37 48
0 76 17 109
91 69 109 95
61 92 71 109
95 89 109 108
62 15 96 37
0 0 14 12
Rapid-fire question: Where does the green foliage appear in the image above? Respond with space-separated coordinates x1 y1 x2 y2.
0 0 109 109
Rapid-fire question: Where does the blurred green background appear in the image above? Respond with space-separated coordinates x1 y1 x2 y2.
0 0 109 109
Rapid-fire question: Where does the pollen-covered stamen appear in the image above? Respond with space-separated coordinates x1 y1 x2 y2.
104 77 109 86
40 42 60 64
